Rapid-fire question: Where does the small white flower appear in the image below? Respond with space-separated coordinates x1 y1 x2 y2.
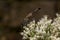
20 32 24 35
56 38 60 40
23 36 27 39
21 13 60 40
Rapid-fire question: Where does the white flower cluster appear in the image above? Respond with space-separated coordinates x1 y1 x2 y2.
20 13 60 40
